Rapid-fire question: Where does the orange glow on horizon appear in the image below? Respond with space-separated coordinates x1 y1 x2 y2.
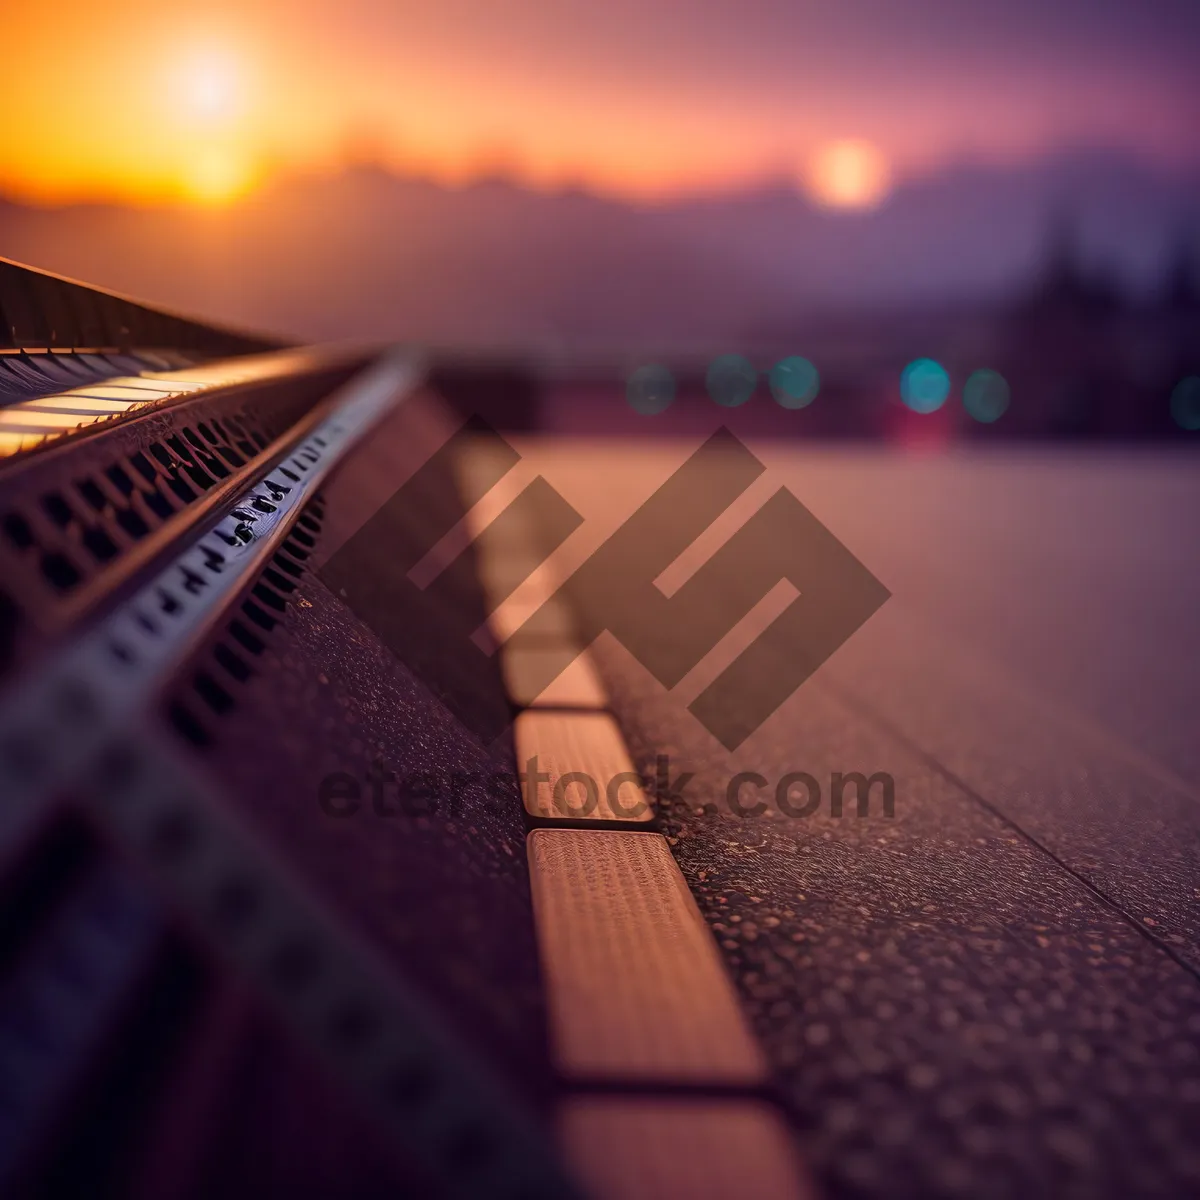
0 1 1023 210
0 10 270 208
181 146 258 206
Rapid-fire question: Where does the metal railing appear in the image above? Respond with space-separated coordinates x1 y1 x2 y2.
0 256 284 358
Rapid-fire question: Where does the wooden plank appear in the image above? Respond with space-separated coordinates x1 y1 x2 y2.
503 647 607 709
560 1097 814 1200
527 829 765 1082
514 711 654 823
490 590 580 645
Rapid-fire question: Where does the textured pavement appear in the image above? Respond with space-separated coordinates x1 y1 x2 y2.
521 441 1200 1200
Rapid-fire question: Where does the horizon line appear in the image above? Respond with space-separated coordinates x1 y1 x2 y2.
4 140 1200 215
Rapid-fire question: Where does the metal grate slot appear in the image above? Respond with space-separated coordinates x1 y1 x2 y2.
163 499 326 751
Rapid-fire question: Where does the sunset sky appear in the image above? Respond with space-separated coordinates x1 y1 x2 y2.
4 0 1199 207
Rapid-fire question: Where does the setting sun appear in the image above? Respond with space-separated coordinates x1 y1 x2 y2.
806 139 892 210
173 46 243 124
183 145 256 205
162 43 258 204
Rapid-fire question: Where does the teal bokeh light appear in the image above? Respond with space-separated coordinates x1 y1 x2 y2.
1170 376 1200 431
626 363 677 415
900 358 950 413
706 354 757 407
963 368 1011 423
769 356 820 409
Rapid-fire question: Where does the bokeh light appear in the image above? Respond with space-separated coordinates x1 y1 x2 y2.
806 139 892 210
626 363 676 415
706 354 757 407
1170 376 1200 431
769 356 820 409
900 358 950 413
963 368 1011 423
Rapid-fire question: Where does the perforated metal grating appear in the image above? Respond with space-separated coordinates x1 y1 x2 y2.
163 499 326 749
0 360 358 677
